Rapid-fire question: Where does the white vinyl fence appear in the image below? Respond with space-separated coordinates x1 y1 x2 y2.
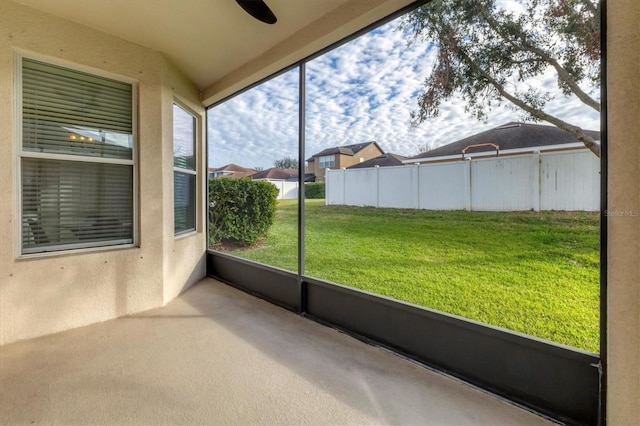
325 150 600 211
255 179 298 200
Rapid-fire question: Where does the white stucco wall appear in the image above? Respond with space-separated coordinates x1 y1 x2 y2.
161 61 208 304
0 1 206 345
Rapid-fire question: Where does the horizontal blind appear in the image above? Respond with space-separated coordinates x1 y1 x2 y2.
173 103 196 234
174 171 196 234
22 58 133 160
22 158 133 253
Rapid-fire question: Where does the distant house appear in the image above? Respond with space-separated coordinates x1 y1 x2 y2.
404 122 600 164
208 164 257 179
307 141 384 181
251 168 299 200
347 153 406 169
250 168 298 181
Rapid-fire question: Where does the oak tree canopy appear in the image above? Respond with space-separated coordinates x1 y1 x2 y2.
402 0 601 156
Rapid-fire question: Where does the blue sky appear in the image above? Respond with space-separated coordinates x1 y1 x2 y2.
207 6 600 170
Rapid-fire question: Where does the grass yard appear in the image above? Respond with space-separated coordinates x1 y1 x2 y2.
215 199 600 353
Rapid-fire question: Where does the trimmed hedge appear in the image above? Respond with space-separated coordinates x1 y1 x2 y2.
209 178 279 246
305 182 325 199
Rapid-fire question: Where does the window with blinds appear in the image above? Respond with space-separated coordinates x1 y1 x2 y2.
173 103 197 235
20 57 135 254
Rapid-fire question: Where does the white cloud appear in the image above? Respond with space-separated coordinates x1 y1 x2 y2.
207 6 600 169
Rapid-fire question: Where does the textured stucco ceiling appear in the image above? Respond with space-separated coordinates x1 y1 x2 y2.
12 1 346 87
15 0 415 103
14 0 354 88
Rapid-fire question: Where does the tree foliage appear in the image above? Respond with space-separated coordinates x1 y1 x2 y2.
273 156 299 169
208 178 279 246
417 143 432 154
401 0 601 156
304 182 325 199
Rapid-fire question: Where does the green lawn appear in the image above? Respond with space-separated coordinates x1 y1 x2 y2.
215 199 600 353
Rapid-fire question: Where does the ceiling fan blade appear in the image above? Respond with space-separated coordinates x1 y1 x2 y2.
235 0 277 24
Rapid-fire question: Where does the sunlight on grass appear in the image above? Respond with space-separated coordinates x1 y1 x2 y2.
214 199 600 353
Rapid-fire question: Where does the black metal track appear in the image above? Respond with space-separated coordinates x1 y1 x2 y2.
598 2 608 424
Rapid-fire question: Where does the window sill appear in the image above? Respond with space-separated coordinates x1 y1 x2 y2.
175 229 198 240
17 243 138 261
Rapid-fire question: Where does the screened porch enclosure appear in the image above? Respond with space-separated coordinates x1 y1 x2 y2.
205 1 603 423
5 0 640 424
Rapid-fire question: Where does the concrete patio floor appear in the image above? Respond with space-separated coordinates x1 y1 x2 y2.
0 278 553 425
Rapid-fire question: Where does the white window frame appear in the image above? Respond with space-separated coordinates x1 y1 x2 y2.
319 155 335 168
15 54 138 257
173 100 198 236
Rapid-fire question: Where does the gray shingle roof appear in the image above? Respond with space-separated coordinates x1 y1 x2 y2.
407 122 600 160
251 168 298 180
209 163 256 173
347 153 406 169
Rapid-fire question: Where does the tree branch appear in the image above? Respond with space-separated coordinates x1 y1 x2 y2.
577 0 598 16
511 59 546 66
460 49 600 157
523 43 601 111
481 10 601 112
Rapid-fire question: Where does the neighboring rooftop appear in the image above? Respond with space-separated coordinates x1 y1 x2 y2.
251 168 298 180
209 164 256 179
308 141 382 161
347 153 406 169
406 122 600 161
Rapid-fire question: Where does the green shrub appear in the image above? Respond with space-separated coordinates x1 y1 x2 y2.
209 178 279 246
305 182 325 199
